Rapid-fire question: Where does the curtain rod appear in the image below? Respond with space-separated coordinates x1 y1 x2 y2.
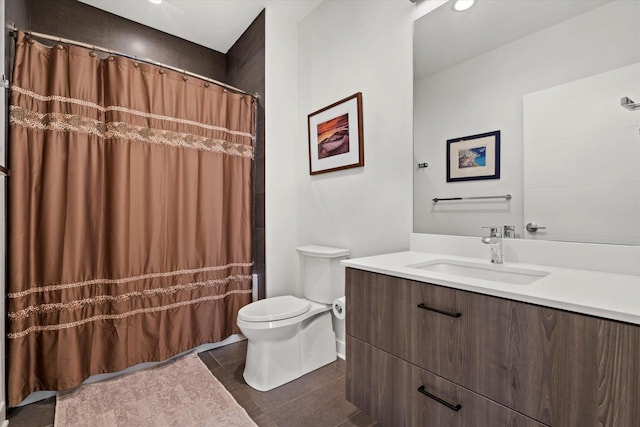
6 24 259 100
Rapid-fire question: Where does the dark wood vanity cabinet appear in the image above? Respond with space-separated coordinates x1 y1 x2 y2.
345 268 640 427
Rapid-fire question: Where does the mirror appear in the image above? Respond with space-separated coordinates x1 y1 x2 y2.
413 0 640 245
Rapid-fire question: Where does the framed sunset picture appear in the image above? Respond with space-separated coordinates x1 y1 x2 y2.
446 130 500 182
307 92 364 175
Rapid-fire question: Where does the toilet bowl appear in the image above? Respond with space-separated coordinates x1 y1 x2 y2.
237 295 336 391
237 245 349 391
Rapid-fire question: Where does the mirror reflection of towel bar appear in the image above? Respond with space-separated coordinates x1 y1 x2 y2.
432 194 511 203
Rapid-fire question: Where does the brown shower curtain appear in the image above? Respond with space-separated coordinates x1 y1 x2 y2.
7 31 255 406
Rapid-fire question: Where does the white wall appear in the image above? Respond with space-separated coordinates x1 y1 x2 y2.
523 63 640 245
265 1 415 354
265 1 415 298
413 0 640 238
296 1 414 266
298 0 414 354
264 9 301 297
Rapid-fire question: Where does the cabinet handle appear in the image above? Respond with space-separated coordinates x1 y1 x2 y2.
417 303 461 318
417 385 462 412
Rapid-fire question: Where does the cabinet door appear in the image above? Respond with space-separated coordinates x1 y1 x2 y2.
347 336 547 427
346 267 413 357
346 335 412 427
549 309 640 426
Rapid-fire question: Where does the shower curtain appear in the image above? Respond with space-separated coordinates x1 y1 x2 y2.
7 31 255 406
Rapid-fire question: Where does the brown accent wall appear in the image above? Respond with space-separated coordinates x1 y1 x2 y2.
5 1 266 298
9 0 226 80
227 11 266 299
5 0 30 30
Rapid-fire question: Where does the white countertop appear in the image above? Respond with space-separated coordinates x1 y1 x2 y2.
343 250 640 326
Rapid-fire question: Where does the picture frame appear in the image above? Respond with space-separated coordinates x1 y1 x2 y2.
307 92 364 175
446 130 500 182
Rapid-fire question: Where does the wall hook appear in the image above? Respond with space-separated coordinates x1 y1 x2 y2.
621 96 640 111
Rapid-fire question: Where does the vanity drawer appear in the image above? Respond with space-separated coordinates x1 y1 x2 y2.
410 278 552 422
346 336 547 427
346 267 548 420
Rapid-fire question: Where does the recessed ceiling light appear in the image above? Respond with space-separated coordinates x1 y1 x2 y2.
453 0 475 12
148 0 162 4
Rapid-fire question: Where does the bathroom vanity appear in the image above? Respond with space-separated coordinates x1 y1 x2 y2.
344 235 640 427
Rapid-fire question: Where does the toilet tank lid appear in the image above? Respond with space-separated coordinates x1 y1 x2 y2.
296 245 350 258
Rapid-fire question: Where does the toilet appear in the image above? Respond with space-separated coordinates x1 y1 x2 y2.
237 245 350 391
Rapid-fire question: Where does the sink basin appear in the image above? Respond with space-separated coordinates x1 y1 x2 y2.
407 260 549 285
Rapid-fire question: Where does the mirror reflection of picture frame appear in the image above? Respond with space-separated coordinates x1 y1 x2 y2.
446 130 500 182
307 93 364 175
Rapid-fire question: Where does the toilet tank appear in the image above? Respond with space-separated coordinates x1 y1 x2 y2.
296 245 350 304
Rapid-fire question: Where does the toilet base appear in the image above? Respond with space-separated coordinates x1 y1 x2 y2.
242 311 337 391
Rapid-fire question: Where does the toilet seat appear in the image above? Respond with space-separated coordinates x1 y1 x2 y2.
238 295 311 322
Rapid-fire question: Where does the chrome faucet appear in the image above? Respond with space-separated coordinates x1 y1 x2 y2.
481 226 504 264
503 225 517 239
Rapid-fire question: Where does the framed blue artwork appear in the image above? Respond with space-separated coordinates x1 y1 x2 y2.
446 130 500 182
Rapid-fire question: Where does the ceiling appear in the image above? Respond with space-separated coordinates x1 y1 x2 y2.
80 0 614 79
79 0 323 53
414 0 613 80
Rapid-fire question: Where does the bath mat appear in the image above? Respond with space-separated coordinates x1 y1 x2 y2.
54 352 257 427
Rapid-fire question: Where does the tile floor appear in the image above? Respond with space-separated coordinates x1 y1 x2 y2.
7 340 380 427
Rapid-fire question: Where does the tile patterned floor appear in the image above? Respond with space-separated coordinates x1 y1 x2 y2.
7 341 380 427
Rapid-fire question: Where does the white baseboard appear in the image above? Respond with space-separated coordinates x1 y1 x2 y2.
336 338 346 360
